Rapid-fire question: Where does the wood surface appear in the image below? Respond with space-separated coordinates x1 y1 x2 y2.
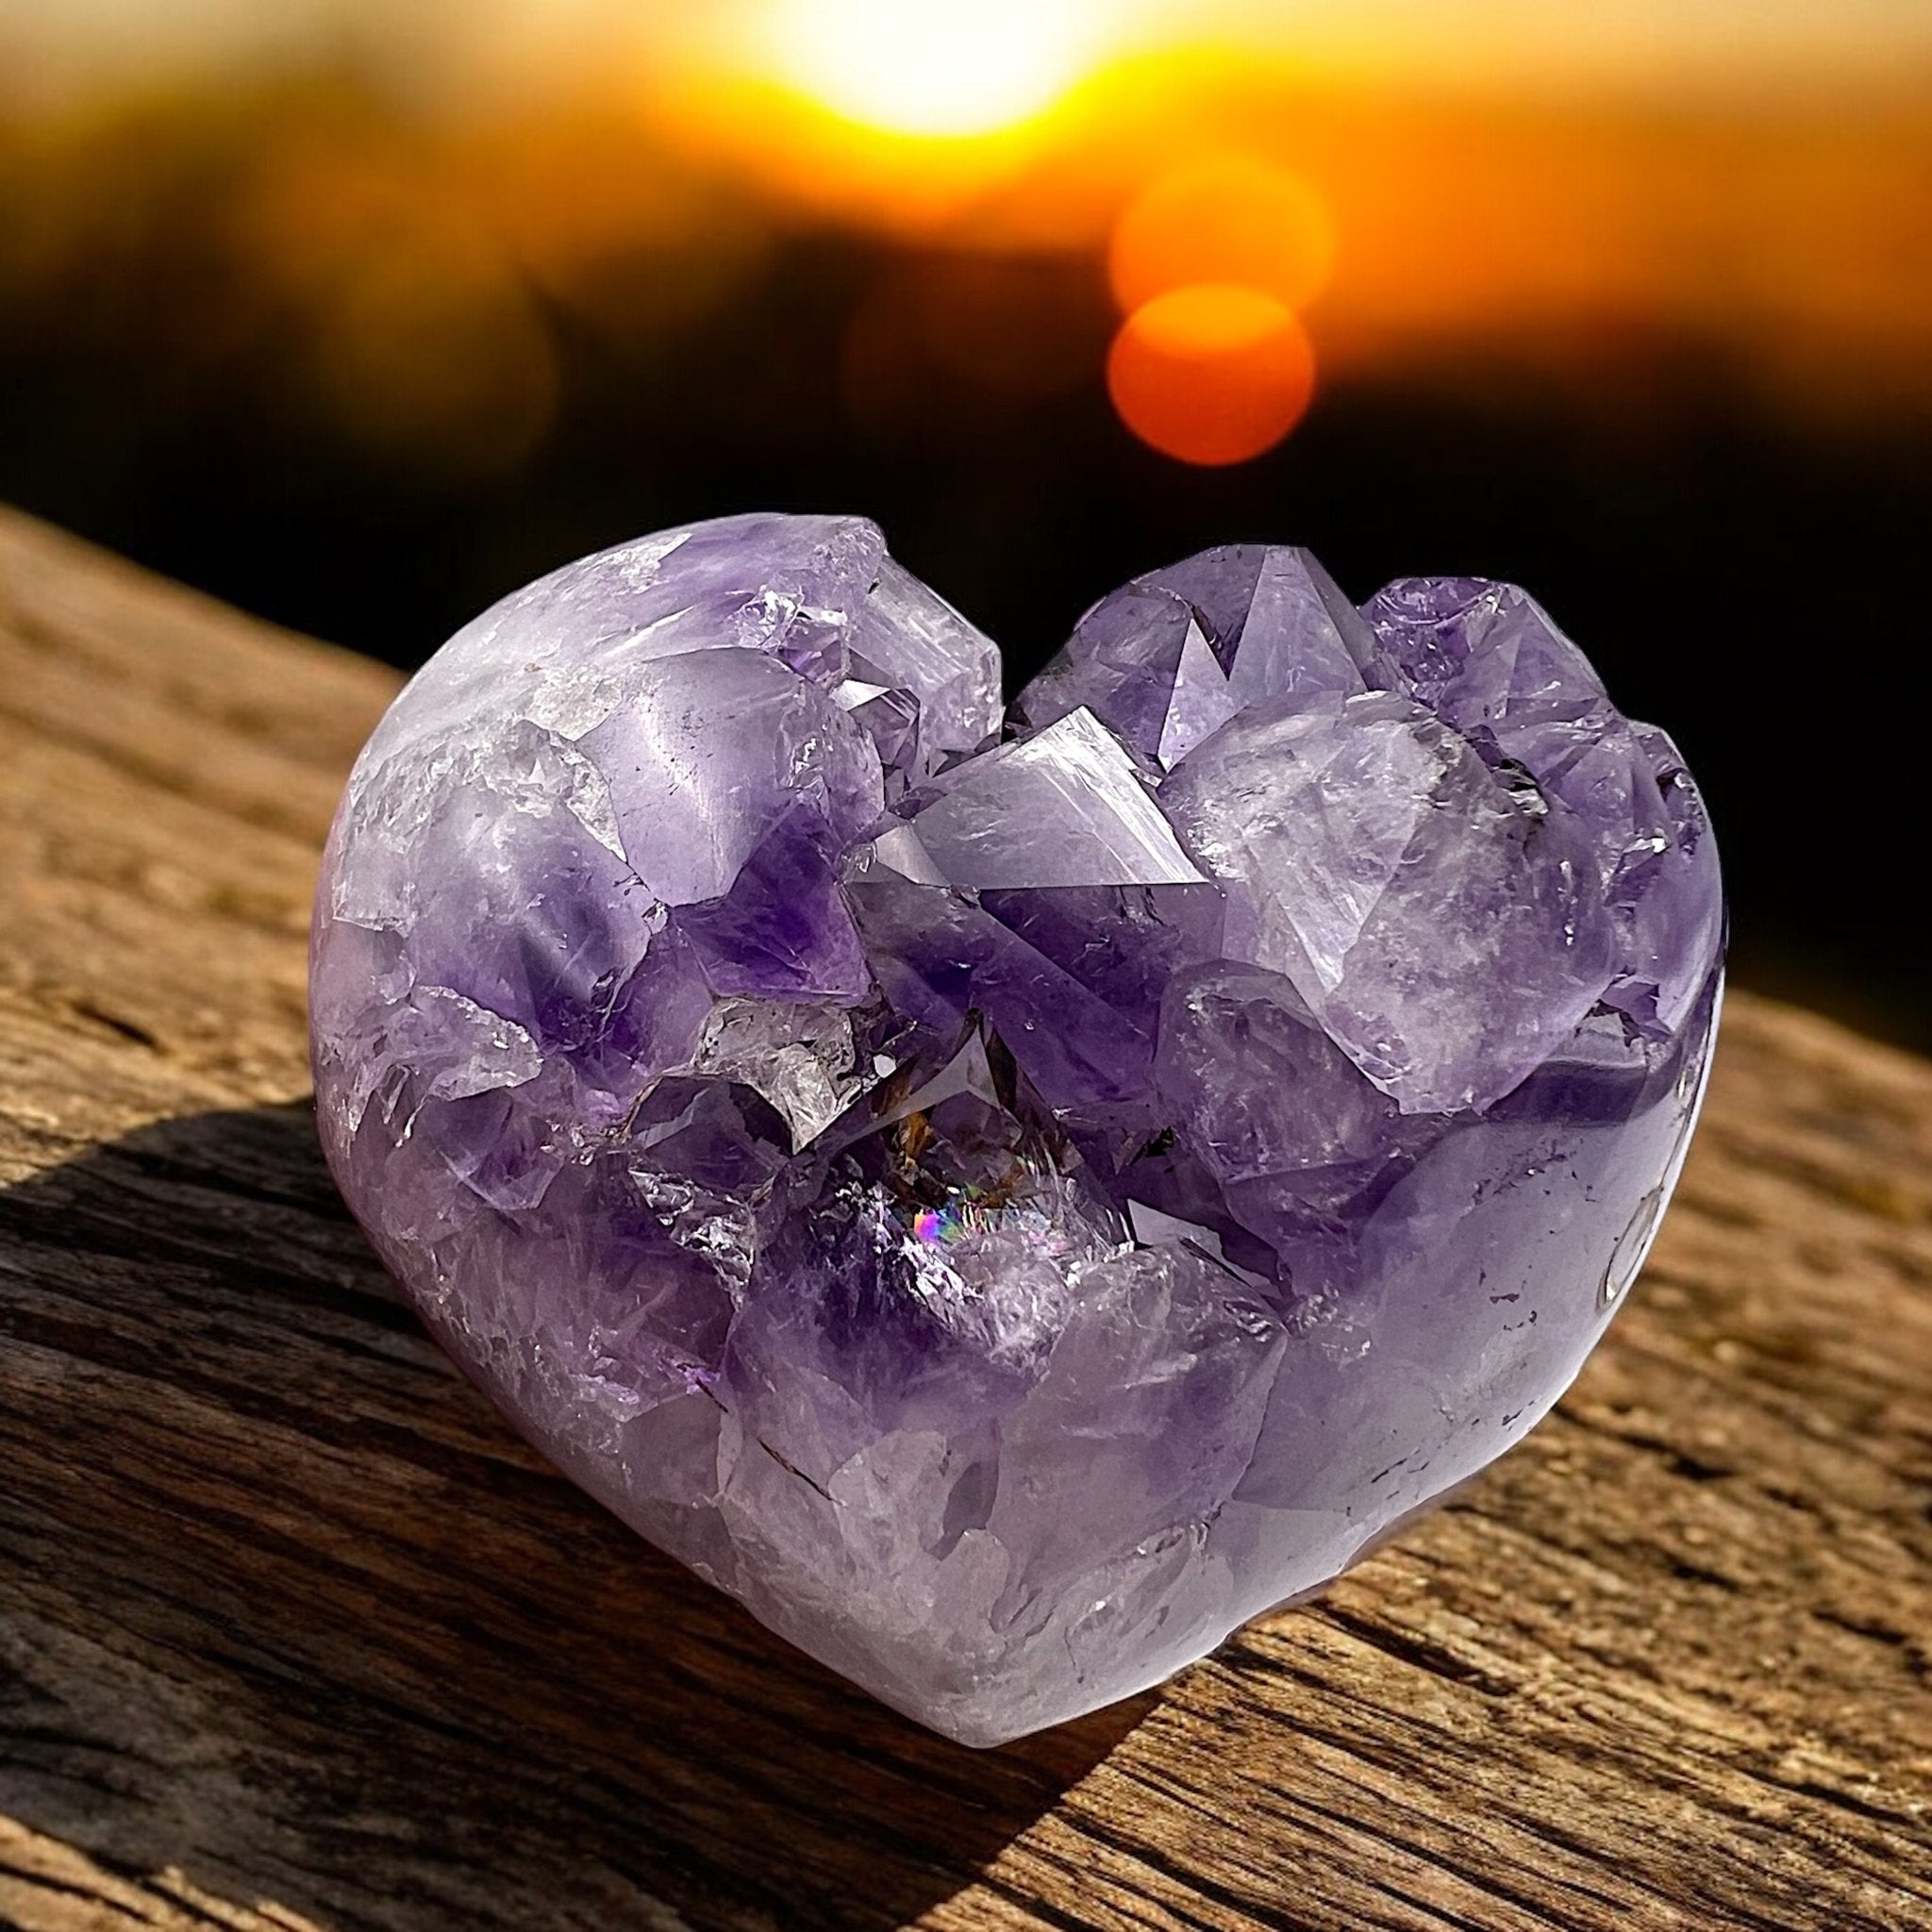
0 505 1927 1932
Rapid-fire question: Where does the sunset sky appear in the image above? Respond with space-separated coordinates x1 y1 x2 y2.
2 0 1927 461
6 0 1932 112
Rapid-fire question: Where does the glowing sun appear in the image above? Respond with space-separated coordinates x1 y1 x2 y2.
766 0 1099 137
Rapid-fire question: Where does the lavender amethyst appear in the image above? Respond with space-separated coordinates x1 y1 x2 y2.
310 517 1722 1744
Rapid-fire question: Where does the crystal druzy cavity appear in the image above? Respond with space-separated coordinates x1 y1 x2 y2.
310 516 1723 1744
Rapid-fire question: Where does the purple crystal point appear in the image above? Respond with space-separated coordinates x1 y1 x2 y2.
312 519 1723 1744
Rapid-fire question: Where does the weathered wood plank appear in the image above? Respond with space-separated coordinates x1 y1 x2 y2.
1 505 1927 1932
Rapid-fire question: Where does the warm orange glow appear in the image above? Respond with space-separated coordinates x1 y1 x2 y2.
1109 156 1334 314
649 72 1067 234
1108 283 1316 465
230 148 558 474
762 0 1100 138
3 25 1929 443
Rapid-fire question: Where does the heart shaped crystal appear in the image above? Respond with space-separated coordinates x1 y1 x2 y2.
311 515 1722 1744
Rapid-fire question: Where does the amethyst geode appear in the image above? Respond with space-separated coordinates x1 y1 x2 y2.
310 516 1722 1743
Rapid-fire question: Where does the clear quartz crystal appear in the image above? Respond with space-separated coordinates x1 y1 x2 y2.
312 515 1723 1744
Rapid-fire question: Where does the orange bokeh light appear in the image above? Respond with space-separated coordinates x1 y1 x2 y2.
1108 283 1315 465
1108 156 1334 315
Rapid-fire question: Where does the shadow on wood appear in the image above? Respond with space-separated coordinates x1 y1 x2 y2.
0 1100 1149 1932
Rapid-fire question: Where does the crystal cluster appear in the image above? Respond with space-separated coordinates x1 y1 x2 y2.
311 515 1723 1744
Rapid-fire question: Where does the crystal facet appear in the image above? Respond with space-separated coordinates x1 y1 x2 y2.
311 516 1723 1744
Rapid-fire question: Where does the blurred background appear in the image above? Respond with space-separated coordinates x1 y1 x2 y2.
1 0 1926 1046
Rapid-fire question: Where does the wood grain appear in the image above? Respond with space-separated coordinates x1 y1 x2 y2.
1 505 1927 1932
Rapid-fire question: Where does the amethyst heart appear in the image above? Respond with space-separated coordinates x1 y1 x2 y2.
310 515 1722 1744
